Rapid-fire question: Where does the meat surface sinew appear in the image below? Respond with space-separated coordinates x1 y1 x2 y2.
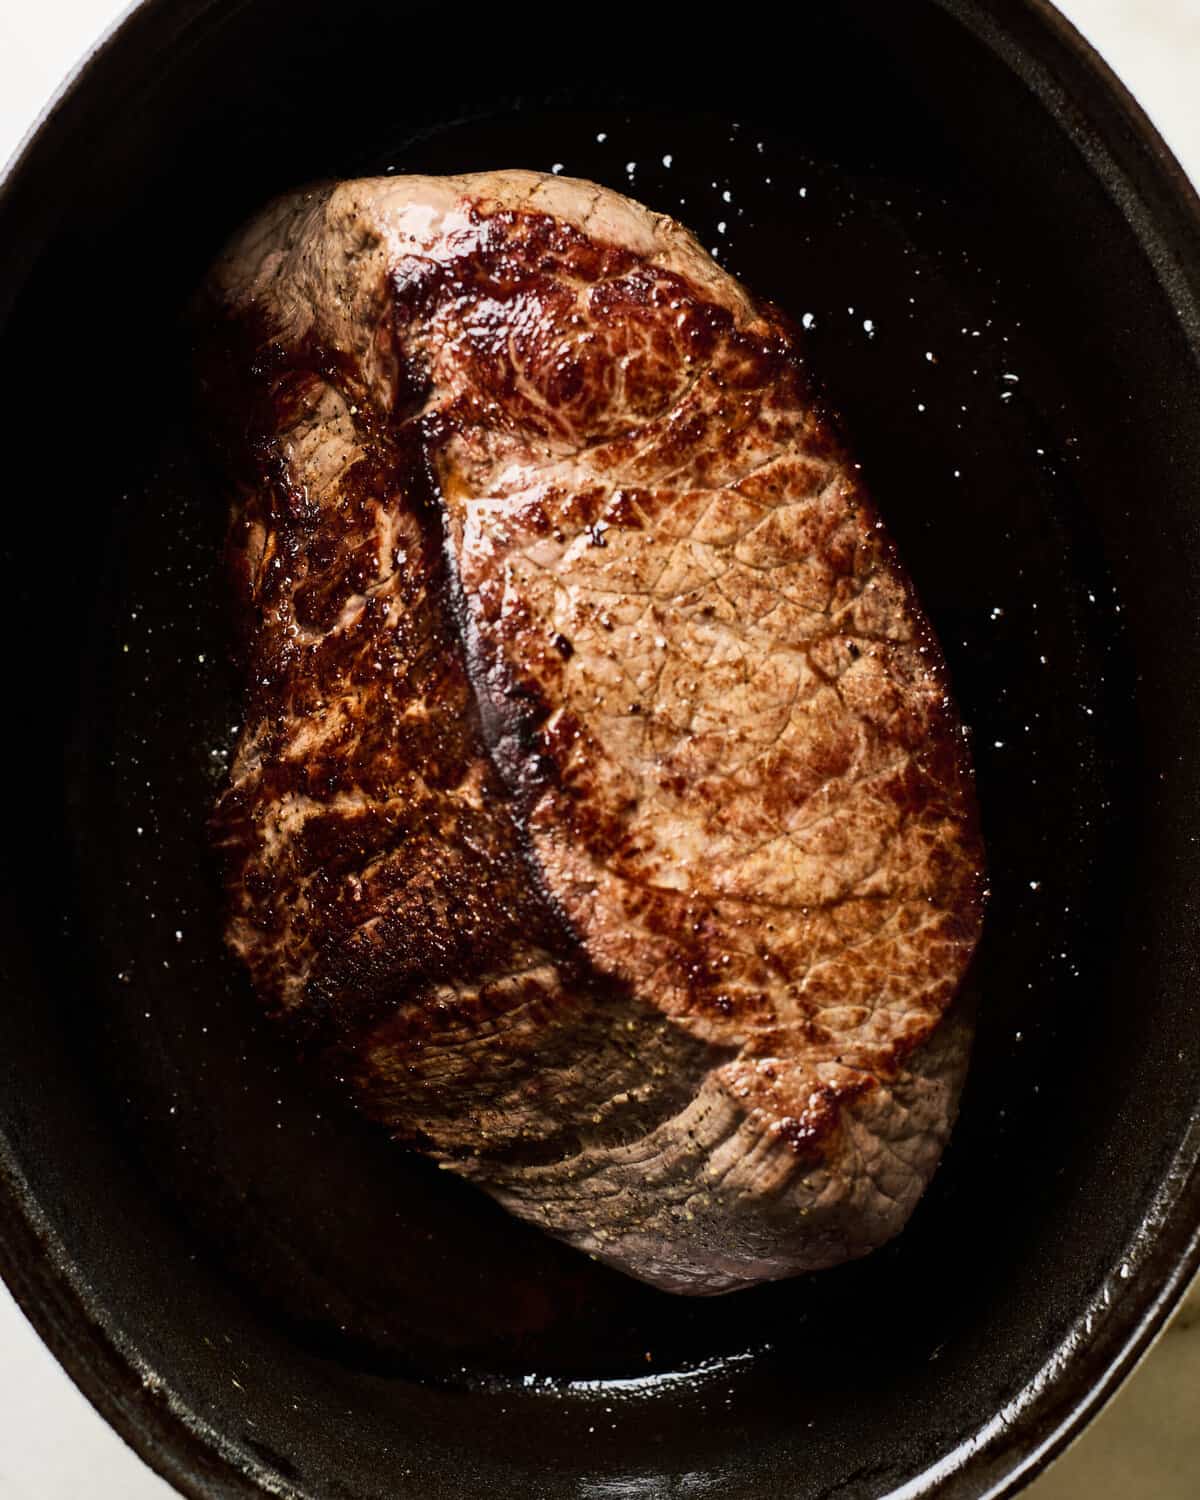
203 171 985 1294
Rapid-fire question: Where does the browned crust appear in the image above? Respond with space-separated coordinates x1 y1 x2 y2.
201 173 986 1292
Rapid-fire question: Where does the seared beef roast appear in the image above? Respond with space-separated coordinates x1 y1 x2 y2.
203 172 985 1294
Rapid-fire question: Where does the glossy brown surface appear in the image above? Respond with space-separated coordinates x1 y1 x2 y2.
204 171 984 1293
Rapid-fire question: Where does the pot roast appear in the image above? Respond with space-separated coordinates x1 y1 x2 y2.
202 171 985 1295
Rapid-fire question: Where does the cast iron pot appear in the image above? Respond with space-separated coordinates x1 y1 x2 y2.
2 2 1199 1496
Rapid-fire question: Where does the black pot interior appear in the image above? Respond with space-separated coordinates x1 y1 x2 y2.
2 2 1199 1497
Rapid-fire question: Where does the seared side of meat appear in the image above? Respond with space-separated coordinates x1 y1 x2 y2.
204 172 985 1294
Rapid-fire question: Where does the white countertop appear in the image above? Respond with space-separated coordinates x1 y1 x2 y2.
1 3 1197 1496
